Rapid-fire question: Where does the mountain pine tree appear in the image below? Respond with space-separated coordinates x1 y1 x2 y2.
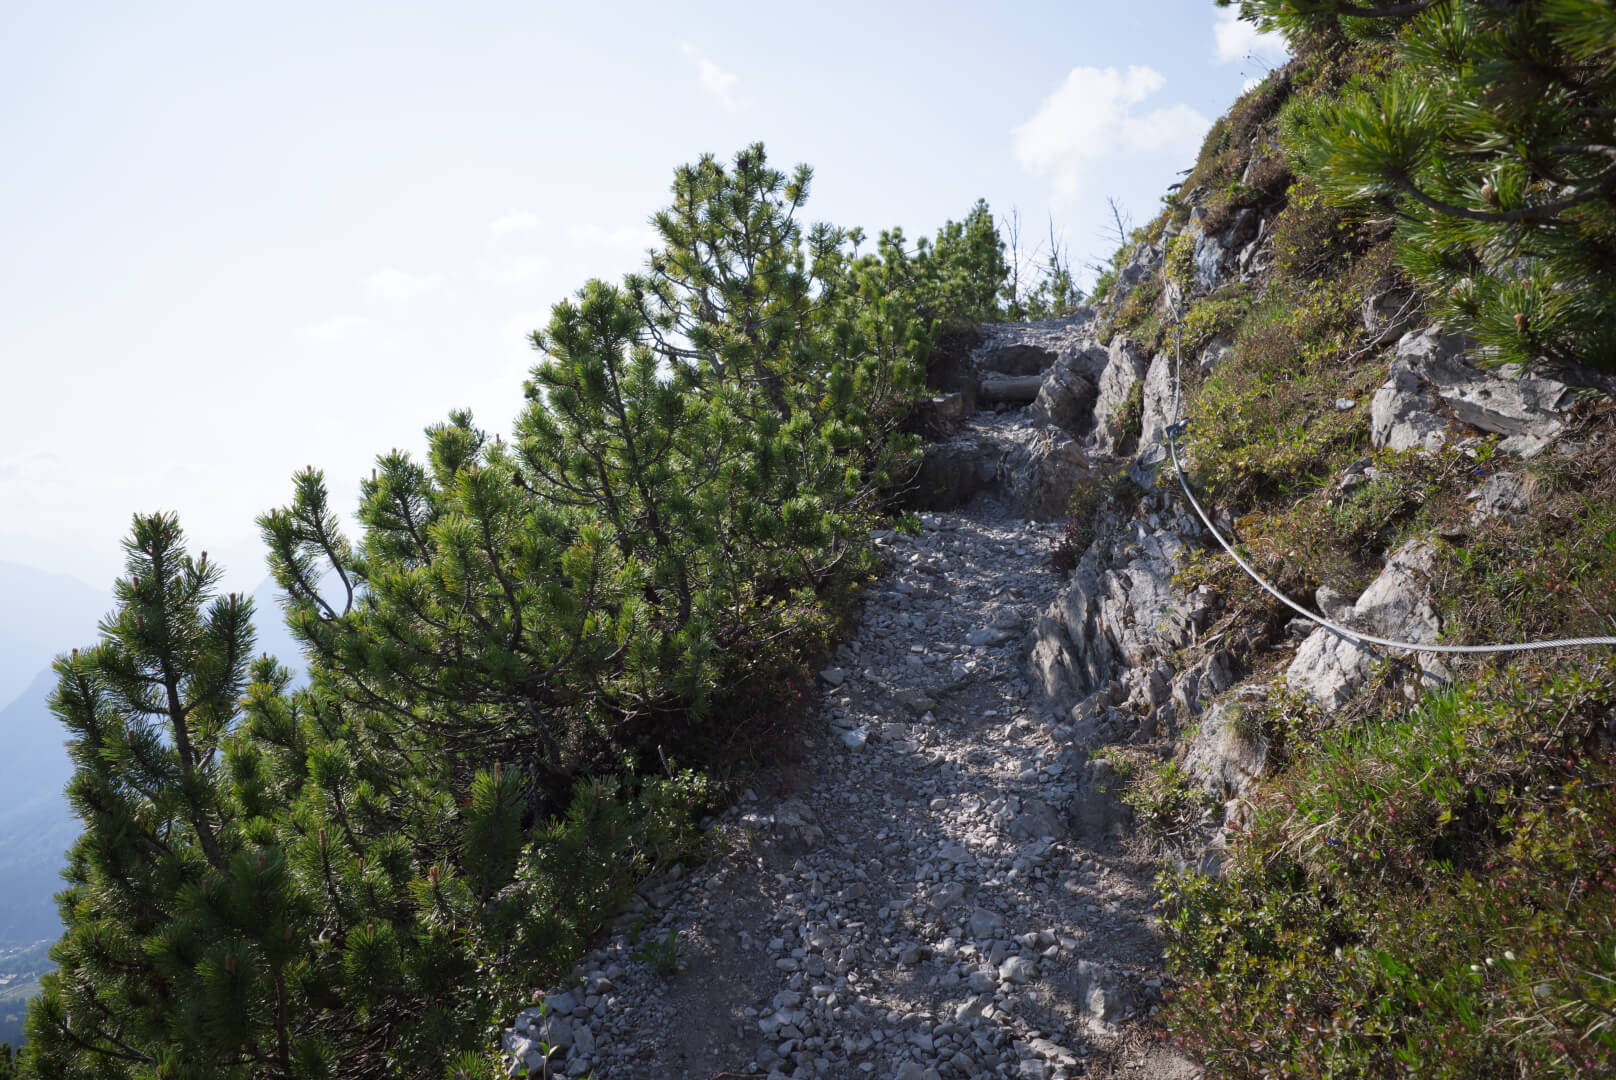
1227 0 1616 390
259 145 1003 814
26 513 662 1078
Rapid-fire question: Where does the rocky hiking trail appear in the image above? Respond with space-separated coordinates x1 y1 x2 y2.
502 162 1602 1078
503 315 1205 1080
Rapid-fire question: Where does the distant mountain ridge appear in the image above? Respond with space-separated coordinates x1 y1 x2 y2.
0 562 111 713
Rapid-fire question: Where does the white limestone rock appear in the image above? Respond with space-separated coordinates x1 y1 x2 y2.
1285 539 1446 709
1370 326 1573 452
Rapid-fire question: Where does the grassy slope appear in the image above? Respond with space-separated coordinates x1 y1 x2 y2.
1086 36 1616 1080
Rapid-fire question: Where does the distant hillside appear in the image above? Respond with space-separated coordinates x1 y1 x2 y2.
0 562 109 712
0 669 75 944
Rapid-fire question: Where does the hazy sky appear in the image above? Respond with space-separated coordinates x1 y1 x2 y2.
1 0 1285 594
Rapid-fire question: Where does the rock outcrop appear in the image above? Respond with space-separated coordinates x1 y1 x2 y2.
1370 326 1574 453
1284 539 1447 709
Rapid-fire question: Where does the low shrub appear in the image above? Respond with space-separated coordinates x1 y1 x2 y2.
1160 660 1616 1079
1122 761 1220 841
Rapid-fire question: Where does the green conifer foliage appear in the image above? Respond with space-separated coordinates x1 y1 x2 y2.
1225 0 1616 386
29 515 702 1078
258 146 1005 804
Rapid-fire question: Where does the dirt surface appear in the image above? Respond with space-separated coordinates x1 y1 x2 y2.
502 474 1199 1080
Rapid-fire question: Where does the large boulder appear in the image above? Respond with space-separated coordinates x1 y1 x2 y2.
1285 539 1446 709
1066 758 1133 844
1110 242 1162 307
1029 496 1205 704
1088 336 1150 457
1002 429 1090 521
1362 286 1419 348
1370 327 1574 452
1072 959 1140 1031
1183 700 1267 798
1191 208 1259 292
1030 366 1098 434
1027 615 1087 702
1467 471 1538 524
973 310 1102 377
1129 352 1177 485
909 430 1001 510
977 342 1057 377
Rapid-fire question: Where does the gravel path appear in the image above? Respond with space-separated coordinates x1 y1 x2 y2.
503 437 1198 1079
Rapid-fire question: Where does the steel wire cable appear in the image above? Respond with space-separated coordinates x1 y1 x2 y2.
1159 290 1616 655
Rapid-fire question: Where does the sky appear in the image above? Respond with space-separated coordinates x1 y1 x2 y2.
0 0 1286 595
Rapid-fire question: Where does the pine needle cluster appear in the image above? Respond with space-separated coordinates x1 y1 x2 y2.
1229 0 1616 388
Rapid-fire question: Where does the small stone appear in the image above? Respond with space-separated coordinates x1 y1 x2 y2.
842 726 869 750
820 667 847 686
1335 397 1356 411
968 908 1003 940
999 955 1036 984
966 627 1013 647
543 1015 574 1049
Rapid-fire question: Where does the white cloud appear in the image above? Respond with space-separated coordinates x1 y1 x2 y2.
566 222 661 254
1214 6 1289 65
478 254 552 288
680 43 738 109
488 209 540 241
1012 66 1210 202
295 315 373 345
364 267 445 302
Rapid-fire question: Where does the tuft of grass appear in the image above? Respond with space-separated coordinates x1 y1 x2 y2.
630 926 683 977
